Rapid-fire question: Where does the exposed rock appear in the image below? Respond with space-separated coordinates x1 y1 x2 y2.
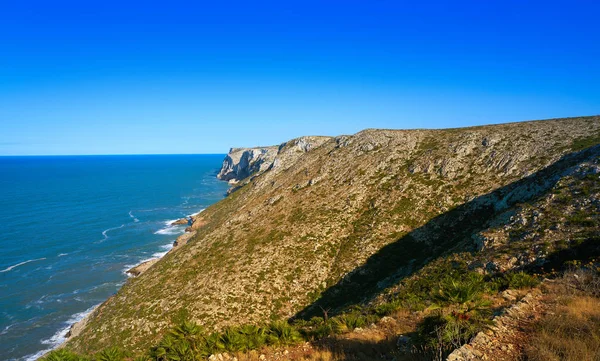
217 136 332 184
173 231 196 248
171 218 190 226
217 146 279 182
126 259 160 277
65 305 100 340
446 289 545 361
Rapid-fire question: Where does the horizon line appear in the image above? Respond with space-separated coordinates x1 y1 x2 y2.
0 153 228 157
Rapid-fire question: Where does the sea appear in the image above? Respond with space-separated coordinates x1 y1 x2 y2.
0 154 229 361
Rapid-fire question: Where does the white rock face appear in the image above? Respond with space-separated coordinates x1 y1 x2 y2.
217 147 278 182
217 136 333 183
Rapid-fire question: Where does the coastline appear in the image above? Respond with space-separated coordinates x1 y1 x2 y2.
35 210 207 360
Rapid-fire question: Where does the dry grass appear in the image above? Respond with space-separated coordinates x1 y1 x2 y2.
525 295 600 361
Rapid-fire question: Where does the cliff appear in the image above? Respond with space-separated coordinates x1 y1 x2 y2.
217 146 278 183
64 115 600 356
216 136 332 184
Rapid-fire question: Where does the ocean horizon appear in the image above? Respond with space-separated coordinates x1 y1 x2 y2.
0 154 229 361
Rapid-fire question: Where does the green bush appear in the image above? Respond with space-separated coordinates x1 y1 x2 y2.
333 313 367 332
413 312 481 358
237 324 268 350
220 328 246 352
267 320 303 346
94 347 126 361
151 334 198 361
434 273 485 306
507 271 539 289
41 349 88 361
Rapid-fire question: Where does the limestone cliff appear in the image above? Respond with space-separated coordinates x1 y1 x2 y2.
217 136 332 184
217 146 278 183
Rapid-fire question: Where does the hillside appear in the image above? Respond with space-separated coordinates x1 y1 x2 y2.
65 115 600 356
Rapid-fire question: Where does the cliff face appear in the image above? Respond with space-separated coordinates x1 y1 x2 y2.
216 136 333 184
66 116 600 354
217 147 278 183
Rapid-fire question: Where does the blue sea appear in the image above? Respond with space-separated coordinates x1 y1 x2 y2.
0 155 229 361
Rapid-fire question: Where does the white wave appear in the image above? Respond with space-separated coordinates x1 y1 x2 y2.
153 227 182 235
22 348 51 361
22 304 100 361
98 224 125 242
0 258 46 273
128 210 139 223
122 263 139 277
57 253 68 257
188 209 205 217
0 323 14 335
152 250 169 258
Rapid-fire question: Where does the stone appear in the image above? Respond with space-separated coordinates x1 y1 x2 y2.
171 218 189 226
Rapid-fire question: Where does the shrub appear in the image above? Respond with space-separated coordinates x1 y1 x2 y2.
94 347 126 361
237 324 268 350
506 271 539 289
220 328 246 352
413 312 481 360
434 273 485 306
267 321 302 346
333 313 367 332
151 334 198 361
41 349 88 361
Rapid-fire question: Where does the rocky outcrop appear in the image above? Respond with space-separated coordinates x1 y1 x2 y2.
217 136 333 184
170 217 190 226
126 259 160 277
446 289 545 361
217 146 279 183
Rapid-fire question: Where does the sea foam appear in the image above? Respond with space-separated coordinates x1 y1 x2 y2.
0 258 46 273
22 304 99 361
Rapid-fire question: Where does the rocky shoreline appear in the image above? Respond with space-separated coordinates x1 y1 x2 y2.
124 214 205 277
60 211 208 349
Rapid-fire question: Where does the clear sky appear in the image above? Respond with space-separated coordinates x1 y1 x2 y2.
1 0 599 155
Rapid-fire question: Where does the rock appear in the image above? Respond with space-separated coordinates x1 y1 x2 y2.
218 136 332 184
126 259 160 277
217 147 279 182
173 231 196 248
501 289 517 302
65 304 99 340
171 218 189 226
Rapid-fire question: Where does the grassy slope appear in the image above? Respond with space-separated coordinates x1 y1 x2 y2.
67 116 600 354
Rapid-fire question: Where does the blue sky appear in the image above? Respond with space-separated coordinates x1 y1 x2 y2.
1 1 599 155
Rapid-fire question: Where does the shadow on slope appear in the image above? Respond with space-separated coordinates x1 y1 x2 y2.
294 145 600 320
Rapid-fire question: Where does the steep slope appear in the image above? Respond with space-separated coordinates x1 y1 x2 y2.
217 146 278 183
216 136 332 184
67 116 600 354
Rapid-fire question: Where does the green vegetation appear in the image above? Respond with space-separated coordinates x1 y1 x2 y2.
570 133 600 151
